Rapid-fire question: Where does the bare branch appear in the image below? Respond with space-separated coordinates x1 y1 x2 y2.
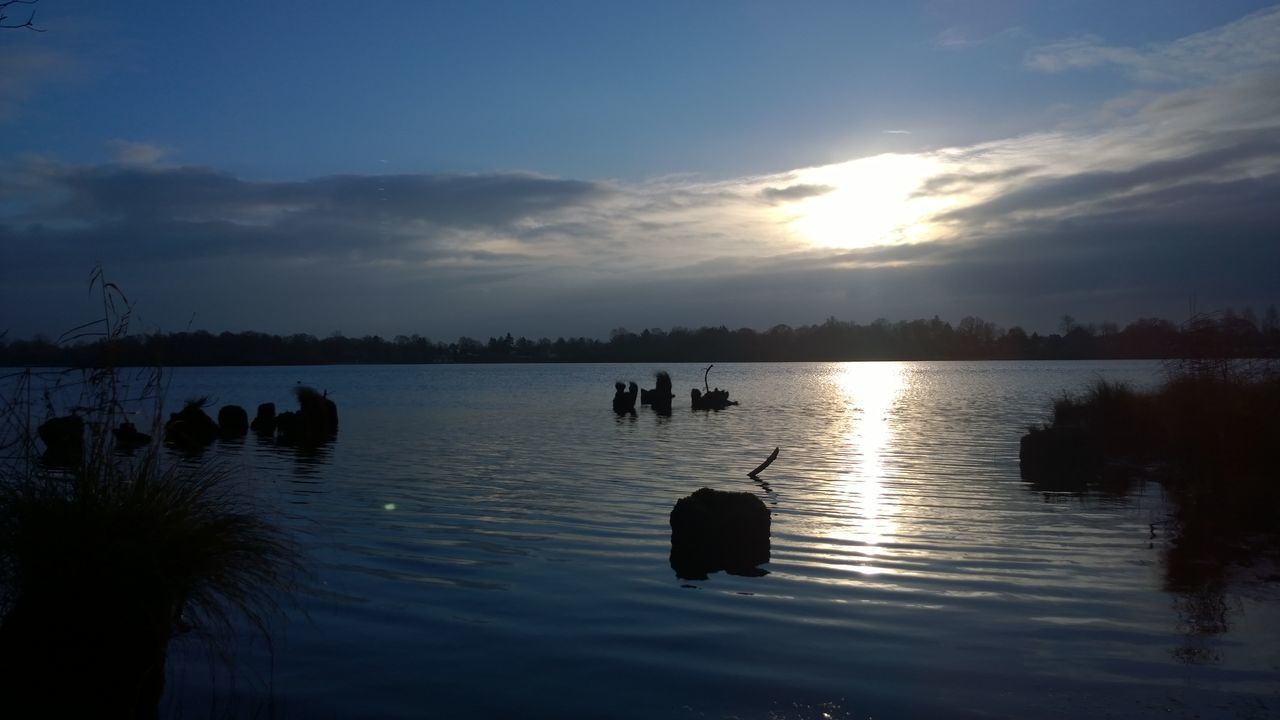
0 0 45 32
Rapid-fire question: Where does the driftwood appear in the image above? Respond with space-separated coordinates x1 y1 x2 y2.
748 447 779 478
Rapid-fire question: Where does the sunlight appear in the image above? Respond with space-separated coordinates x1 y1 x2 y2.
782 154 951 250
831 362 906 573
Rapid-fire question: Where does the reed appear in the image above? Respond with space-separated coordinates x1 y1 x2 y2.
1037 364 1280 534
0 270 298 717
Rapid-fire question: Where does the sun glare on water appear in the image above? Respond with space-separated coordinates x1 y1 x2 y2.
783 154 949 251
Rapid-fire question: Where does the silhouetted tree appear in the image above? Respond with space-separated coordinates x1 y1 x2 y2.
4 310 1277 367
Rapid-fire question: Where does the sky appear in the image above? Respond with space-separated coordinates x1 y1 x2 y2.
1 0 1278 341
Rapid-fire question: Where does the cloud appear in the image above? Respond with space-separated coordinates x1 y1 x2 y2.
1027 6 1280 83
0 45 76 121
758 184 835 203
936 25 1025 49
936 129 1280 227
106 140 170 167
2 7 1279 340
913 165 1038 197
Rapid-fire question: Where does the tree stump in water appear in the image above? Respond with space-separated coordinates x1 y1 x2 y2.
669 488 770 580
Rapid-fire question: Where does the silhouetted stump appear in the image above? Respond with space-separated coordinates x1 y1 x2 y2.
641 371 675 415
275 410 299 439
113 421 152 451
164 401 219 450
1019 425 1103 482
218 405 249 438
277 387 338 445
250 402 276 434
669 488 770 580
613 381 638 416
37 414 84 465
690 387 738 411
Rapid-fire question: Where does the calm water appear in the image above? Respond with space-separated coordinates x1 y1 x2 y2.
146 361 1279 719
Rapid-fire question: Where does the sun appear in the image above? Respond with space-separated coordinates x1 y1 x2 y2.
782 153 947 251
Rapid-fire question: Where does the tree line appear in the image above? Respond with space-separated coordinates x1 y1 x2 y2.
2 308 1278 367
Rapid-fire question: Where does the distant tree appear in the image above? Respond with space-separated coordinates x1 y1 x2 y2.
1263 305 1278 334
998 326 1031 358
1242 307 1258 332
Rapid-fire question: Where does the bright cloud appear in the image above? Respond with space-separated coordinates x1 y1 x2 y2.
106 140 170 167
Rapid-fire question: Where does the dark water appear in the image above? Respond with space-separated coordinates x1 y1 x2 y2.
153 362 1279 719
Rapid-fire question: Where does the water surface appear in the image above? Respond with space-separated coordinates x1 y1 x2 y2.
154 361 1280 719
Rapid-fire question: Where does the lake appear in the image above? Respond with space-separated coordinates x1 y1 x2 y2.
147 361 1279 719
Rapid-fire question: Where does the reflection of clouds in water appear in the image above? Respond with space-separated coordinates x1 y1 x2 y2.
831 362 906 575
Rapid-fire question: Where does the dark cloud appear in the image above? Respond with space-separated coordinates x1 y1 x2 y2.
914 172 1280 320
300 173 607 228
48 165 606 227
913 165 1038 197
936 130 1280 225
758 183 835 203
0 163 611 275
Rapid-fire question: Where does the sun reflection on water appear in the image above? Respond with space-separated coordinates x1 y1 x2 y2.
831 362 906 575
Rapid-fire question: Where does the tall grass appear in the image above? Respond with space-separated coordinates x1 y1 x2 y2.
0 270 298 717
1041 363 1280 536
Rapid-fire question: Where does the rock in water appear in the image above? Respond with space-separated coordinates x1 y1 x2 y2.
669 488 770 579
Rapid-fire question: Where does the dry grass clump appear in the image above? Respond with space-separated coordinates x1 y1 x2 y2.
1051 379 1160 457
1040 362 1280 534
0 270 298 717
0 455 296 639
